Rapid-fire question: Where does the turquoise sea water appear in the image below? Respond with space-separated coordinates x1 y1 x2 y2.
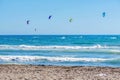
0 35 120 67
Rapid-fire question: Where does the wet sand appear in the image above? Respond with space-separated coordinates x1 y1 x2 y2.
0 65 120 80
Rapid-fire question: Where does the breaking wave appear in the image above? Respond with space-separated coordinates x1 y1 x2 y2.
0 44 120 53
0 55 116 62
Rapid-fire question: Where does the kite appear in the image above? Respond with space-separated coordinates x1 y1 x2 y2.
102 12 106 18
26 20 30 24
69 18 72 22
34 28 36 32
48 15 52 19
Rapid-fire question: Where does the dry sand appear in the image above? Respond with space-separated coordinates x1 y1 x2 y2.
0 65 120 80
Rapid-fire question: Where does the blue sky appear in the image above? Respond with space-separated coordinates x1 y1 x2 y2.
0 0 120 35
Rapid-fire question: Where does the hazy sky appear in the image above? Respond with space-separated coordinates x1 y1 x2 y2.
0 0 120 35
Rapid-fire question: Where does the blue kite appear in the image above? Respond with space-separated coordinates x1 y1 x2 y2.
48 15 52 19
102 12 106 18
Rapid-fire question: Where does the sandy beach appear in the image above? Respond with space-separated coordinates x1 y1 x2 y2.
0 65 119 80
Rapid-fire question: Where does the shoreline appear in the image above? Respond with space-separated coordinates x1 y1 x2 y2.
0 64 120 80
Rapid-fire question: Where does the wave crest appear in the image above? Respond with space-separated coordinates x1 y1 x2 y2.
0 56 114 62
0 45 120 53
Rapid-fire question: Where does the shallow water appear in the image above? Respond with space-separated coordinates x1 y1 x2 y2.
0 35 120 67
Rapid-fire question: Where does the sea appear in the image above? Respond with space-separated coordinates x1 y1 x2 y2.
0 35 120 67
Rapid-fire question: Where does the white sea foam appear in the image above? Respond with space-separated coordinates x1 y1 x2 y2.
61 36 66 39
110 37 117 39
109 50 120 53
0 55 114 62
0 45 120 53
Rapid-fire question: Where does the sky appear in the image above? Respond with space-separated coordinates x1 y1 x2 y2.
0 0 120 35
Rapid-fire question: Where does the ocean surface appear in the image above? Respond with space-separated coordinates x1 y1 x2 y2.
0 35 120 67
